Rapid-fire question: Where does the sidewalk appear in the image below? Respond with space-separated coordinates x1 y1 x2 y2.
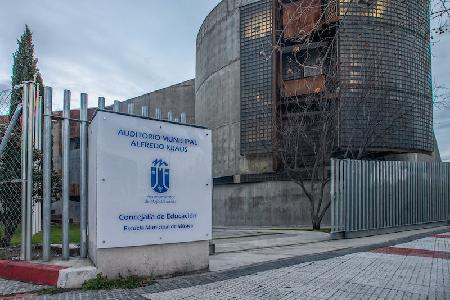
210 226 448 271
1 226 449 299
143 230 450 300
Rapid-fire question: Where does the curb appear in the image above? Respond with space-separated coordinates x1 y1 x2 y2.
57 266 98 289
0 260 64 286
0 260 97 288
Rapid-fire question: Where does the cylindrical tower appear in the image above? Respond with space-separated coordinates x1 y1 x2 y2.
195 0 435 227
195 0 273 179
338 0 433 153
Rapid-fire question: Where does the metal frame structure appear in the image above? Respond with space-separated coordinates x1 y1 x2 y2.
238 0 433 166
21 83 30 260
42 87 52 261
0 103 22 159
240 0 274 155
18 83 179 261
338 0 433 153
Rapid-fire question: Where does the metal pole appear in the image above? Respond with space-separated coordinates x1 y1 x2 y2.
34 84 39 150
35 96 42 151
98 97 105 110
142 106 149 118
80 93 88 258
39 96 43 151
42 87 52 261
0 103 22 159
113 100 120 112
20 83 29 260
25 83 35 260
62 90 70 260
330 159 335 233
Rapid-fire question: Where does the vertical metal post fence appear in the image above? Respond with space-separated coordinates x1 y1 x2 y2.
35 96 42 151
62 90 71 260
41 87 92 260
20 83 29 260
331 159 450 238
80 93 88 258
25 83 35 260
42 87 52 261
18 88 164 261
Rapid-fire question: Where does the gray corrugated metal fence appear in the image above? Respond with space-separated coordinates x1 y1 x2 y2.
331 159 450 237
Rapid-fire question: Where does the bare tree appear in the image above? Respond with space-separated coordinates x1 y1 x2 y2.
431 0 450 37
274 94 338 230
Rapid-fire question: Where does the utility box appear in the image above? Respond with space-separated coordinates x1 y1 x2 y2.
88 110 212 278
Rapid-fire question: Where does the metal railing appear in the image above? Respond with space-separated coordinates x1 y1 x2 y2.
41 87 189 261
331 159 450 237
0 89 23 259
1 82 192 261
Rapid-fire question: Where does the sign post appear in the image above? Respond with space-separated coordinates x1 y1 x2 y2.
88 111 212 278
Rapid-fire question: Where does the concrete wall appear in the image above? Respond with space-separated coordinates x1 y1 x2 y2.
384 133 442 162
213 181 331 227
92 241 209 279
123 79 195 124
195 0 273 178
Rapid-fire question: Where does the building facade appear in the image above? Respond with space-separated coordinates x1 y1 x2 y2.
56 0 439 227
122 79 195 124
193 0 438 226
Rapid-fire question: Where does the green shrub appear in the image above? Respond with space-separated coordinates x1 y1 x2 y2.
82 273 152 290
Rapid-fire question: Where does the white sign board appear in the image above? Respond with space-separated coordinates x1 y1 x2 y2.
89 111 212 249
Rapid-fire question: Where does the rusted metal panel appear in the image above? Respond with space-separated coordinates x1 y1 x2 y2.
281 75 325 97
282 0 321 39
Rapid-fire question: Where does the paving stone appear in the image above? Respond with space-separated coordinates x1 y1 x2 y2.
6 229 450 299
0 278 49 296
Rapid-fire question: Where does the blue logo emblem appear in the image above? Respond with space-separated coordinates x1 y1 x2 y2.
151 159 170 194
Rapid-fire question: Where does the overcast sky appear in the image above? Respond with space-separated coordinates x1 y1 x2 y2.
0 0 449 160
0 0 221 106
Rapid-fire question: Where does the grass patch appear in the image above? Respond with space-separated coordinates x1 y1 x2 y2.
36 273 152 295
37 273 152 295
82 273 152 291
8 224 80 246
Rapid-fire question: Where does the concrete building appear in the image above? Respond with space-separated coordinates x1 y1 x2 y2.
116 79 195 124
59 0 439 228
122 0 440 227
195 0 322 226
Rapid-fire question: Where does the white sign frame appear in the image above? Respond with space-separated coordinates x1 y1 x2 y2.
89 111 212 249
